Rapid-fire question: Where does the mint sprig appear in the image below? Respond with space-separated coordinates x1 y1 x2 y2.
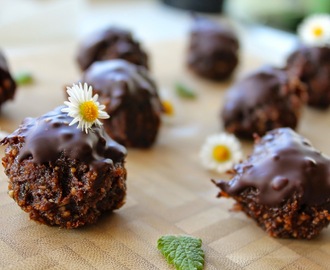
157 235 204 270
14 71 34 86
175 82 196 99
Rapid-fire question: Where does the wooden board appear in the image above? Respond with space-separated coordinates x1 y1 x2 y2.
0 40 330 270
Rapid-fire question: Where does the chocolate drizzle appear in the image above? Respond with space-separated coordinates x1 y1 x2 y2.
1 106 126 166
215 128 330 207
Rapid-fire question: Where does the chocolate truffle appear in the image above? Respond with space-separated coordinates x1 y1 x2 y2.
1 106 127 228
286 45 330 109
213 128 330 239
221 66 307 139
0 50 16 109
187 16 239 81
82 59 162 148
76 26 148 71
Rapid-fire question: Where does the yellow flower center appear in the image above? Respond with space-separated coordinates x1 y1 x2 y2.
79 101 99 122
212 145 231 163
162 100 174 116
312 26 324 37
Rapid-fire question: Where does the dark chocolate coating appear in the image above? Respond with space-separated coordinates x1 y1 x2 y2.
76 26 148 71
187 16 239 81
216 128 330 206
82 59 162 148
0 50 16 108
214 128 330 239
8 106 126 166
221 66 307 139
1 106 127 228
286 45 330 109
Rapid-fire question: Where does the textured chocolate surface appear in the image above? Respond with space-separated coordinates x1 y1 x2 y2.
0 50 17 108
82 59 162 148
187 16 239 80
76 26 148 71
214 128 330 239
286 45 330 109
1 106 127 228
216 128 330 206
221 66 306 138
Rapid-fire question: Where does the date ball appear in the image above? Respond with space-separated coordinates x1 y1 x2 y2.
82 59 162 148
221 66 307 139
1 106 127 228
213 128 330 239
0 50 16 109
187 16 239 81
76 26 148 71
286 45 330 109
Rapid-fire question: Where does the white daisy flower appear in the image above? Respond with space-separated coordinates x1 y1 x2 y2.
199 133 243 174
159 87 179 125
61 82 109 133
298 14 330 47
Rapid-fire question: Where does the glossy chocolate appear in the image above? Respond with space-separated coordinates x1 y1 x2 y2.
81 59 162 148
82 59 160 113
215 128 330 207
2 106 127 165
286 45 330 108
76 26 148 71
221 65 306 138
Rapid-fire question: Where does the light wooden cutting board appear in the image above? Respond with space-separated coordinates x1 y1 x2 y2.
0 40 329 270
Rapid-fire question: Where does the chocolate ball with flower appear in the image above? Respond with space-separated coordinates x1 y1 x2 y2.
1 82 127 228
81 59 162 148
199 132 243 174
286 13 330 109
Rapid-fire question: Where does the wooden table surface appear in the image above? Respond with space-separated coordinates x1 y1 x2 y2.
0 40 329 270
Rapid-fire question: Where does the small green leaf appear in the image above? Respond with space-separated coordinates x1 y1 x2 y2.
14 71 34 86
157 235 204 270
175 82 196 99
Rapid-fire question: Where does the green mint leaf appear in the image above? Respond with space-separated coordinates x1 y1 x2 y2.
175 82 196 99
157 235 204 270
14 71 34 86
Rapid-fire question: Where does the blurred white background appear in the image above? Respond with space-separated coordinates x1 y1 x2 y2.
0 0 299 65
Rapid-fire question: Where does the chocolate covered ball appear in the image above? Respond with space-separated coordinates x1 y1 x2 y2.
1 106 127 228
187 16 239 81
213 128 330 239
0 50 16 109
76 26 148 71
286 45 330 109
82 59 162 148
221 66 307 139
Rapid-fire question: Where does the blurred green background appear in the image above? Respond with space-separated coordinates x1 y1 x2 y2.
225 0 330 32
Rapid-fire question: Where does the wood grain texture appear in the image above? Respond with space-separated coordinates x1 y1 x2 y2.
0 40 329 269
